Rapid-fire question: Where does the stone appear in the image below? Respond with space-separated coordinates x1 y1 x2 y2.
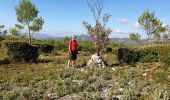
87 53 106 68
47 93 58 99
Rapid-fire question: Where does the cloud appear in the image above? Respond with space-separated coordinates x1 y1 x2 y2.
112 29 129 34
117 18 130 24
162 23 168 27
134 22 141 29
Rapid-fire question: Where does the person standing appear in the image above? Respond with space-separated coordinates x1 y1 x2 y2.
68 35 78 67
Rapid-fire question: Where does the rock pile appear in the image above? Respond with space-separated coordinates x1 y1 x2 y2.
87 53 106 68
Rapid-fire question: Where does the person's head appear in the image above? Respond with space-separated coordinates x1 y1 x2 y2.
72 34 76 40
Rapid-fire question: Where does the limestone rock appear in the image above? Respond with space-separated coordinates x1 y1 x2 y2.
87 53 106 68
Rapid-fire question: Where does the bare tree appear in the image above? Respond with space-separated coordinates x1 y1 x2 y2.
83 0 112 56
87 0 104 23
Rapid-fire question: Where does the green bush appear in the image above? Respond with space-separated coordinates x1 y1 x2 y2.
153 84 169 100
39 44 54 53
4 42 39 63
122 87 139 100
0 37 4 42
139 51 158 62
116 48 140 64
139 44 170 62
54 42 68 52
152 70 168 83
106 47 113 53
162 53 170 68
116 45 170 64
78 41 95 53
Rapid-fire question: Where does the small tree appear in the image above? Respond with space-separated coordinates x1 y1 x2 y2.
138 10 166 42
15 0 44 45
83 0 112 56
129 32 141 43
15 24 24 30
9 28 19 36
0 25 7 37
162 34 169 43
64 36 70 42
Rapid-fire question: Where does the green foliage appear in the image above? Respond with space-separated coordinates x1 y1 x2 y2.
139 44 170 62
138 10 167 40
152 70 168 83
4 42 39 63
9 28 20 36
129 32 141 43
15 0 38 25
122 87 138 100
78 41 95 53
38 40 94 53
116 48 140 64
0 25 7 37
39 44 54 53
29 17 44 32
116 45 170 64
162 53 170 68
139 50 158 62
106 47 112 53
80 92 103 100
83 0 112 55
15 24 24 30
15 0 44 45
153 84 169 100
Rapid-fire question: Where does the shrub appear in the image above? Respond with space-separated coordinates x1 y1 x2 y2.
139 52 158 63
122 87 139 100
0 37 4 42
106 47 113 53
78 41 95 53
116 48 140 64
54 42 68 52
152 70 168 83
39 44 54 53
139 44 170 62
153 84 169 100
4 42 39 63
162 53 170 68
116 45 170 64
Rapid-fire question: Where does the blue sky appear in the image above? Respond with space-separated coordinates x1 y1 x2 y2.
0 0 170 38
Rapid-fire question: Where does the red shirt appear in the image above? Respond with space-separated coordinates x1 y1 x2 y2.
69 40 78 53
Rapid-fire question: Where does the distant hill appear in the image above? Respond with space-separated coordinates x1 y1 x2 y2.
33 33 64 40
110 38 131 43
33 33 146 44
33 33 92 41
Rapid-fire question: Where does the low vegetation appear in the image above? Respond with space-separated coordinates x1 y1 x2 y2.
0 0 170 99
0 37 169 99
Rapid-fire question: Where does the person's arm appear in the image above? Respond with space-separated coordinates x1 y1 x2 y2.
76 41 78 53
69 41 71 53
69 45 71 53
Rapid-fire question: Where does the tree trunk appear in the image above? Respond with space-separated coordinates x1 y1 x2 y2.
28 24 32 45
97 50 100 56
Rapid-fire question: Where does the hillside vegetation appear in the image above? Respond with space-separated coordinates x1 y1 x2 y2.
0 37 169 100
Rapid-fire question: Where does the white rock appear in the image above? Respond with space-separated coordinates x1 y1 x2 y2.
118 88 123 92
87 54 106 68
48 93 58 99
112 68 116 71
142 73 147 76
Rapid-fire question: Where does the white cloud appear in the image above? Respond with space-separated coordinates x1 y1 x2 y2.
134 22 141 29
162 23 168 27
112 29 129 34
117 18 129 24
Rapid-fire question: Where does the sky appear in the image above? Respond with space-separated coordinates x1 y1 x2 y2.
0 0 170 38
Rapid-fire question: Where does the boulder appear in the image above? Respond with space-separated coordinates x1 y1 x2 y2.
87 53 106 68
